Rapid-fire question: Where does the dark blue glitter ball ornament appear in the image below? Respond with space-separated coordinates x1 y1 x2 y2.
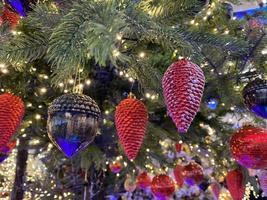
243 78 267 119
207 98 218 110
6 0 26 16
47 93 101 158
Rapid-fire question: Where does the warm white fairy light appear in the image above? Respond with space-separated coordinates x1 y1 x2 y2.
35 114 41 120
85 79 91 85
40 87 47 94
139 52 146 58
68 79 74 84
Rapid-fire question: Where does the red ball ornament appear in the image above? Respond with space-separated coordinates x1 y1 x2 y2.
0 93 24 148
115 95 148 160
226 169 245 200
175 143 182 153
0 6 20 28
136 172 151 189
174 162 204 186
162 59 205 133
173 165 184 187
151 174 175 199
109 162 122 173
230 125 267 169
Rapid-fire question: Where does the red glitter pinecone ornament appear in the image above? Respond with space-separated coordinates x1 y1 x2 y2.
226 169 245 200
0 6 20 28
230 125 267 169
162 59 205 133
115 94 148 160
0 93 24 147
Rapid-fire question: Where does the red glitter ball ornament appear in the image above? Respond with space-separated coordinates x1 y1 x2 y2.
136 172 151 189
109 162 122 173
115 95 148 160
162 59 205 133
151 174 175 199
230 125 267 169
226 169 245 200
173 165 184 187
0 6 20 28
0 93 24 148
176 162 204 186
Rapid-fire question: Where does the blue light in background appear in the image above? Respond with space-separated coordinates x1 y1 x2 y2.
207 99 218 110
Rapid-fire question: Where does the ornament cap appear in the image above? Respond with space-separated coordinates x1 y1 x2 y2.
128 92 136 99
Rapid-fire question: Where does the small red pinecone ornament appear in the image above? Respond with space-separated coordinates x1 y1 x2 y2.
230 125 267 169
115 95 148 160
0 6 20 28
226 169 245 200
162 59 205 133
0 93 24 147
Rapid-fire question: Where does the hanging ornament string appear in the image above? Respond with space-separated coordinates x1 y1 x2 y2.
83 169 88 200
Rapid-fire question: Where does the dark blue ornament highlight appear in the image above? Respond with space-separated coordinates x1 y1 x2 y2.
207 99 218 110
6 0 26 16
47 93 101 158
243 78 267 119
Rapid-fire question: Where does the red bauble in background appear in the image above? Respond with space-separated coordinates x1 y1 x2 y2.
173 165 184 187
151 174 175 199
226 169 245 200
136 172 151 189
230 125 267 169
109 162 122 174
0 93 24 148
115 95 148 160
174 162 204 186
175 143 182 153
162 59 205 133
0 6 20 28
210 182 221 200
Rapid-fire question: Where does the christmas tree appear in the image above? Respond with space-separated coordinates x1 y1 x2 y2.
0 0 266 199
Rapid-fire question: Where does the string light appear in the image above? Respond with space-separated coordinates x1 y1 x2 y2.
39 87 47 94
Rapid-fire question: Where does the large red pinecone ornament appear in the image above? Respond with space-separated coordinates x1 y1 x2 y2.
0 93 24 147
115 95 148 160
0 6 20 28
226 169 245 200
230 125 267 169
162 59 205 133
151 174 175 199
